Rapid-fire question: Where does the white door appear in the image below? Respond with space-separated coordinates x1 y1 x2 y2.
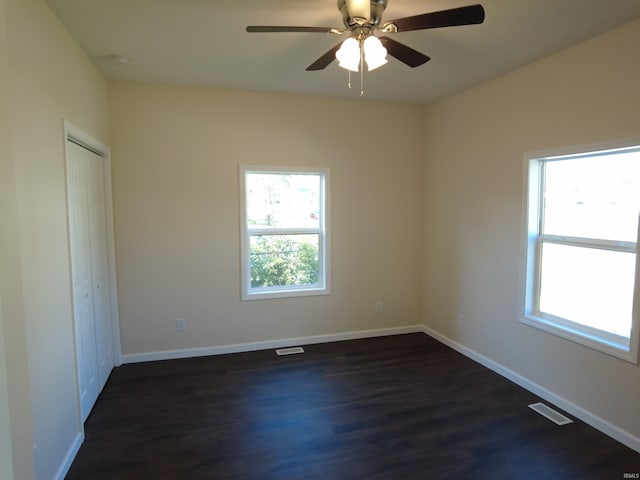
67 140 114 421
86 152 114 390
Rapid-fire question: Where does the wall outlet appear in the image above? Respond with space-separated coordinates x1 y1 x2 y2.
176 318 186 332
376 302 383 314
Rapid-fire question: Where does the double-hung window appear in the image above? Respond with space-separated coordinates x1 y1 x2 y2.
521 141 640 362
239 166 330 300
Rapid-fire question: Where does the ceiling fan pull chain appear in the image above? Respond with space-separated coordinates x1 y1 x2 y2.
360 42 364 97
347 70 352 89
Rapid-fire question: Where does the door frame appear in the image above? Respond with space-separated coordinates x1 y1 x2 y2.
63 120 123 374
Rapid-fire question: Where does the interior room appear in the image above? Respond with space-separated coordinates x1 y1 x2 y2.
1 0 639 478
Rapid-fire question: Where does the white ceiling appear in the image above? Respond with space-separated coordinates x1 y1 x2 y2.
47 0 640 105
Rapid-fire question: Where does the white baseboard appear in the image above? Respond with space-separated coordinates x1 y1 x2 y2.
421 325 640 453
54 431 84 480
122 325 424 364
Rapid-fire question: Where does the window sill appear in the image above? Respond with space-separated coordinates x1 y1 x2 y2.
241 287 330 301
519 314 638 364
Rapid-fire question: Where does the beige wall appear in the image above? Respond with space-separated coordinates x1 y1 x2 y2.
0 1 18 478
0 297 14 480
3 0 109 478
108 83 425 356
423 18 640 441
1 0 34 477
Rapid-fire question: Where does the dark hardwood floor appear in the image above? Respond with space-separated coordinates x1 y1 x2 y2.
66 333 640 479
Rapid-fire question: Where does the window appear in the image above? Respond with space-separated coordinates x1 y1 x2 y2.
521 141 640 362
239 166 330 300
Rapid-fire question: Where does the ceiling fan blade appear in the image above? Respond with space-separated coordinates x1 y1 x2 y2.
386 4 485 32
379 36 430 68
306 43 342 71
246 26 336 33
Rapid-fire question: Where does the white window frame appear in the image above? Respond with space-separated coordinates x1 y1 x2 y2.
239 165 330 301
520 139 640 363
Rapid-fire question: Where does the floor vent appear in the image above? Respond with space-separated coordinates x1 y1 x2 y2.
528 402 573 425
276 347 305 356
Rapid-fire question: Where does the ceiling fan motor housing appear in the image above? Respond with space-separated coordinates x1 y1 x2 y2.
338 0 387 28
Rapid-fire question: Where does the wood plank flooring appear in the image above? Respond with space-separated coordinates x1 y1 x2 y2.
66 333 640 479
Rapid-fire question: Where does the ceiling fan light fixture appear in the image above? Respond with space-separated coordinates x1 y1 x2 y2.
363 35 387 71
336 37 360 72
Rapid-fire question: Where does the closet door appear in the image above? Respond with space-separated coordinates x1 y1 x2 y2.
67 141 99 421
87 151 114 390
67 140 114 421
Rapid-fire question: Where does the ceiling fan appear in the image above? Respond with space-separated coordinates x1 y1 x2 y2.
246 1 485 72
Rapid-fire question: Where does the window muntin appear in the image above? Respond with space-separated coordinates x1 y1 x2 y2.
240 166 329 300
521 142 640 362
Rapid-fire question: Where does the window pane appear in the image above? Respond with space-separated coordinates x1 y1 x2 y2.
543 151 640 242
246 173 320 229
250 234 319 288
539 242 635 337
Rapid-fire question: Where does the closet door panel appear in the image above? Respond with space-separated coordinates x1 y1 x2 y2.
67 142 99 421
87 151 114 390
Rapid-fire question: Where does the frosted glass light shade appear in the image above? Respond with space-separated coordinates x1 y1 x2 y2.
364 36 387 71
336 37 360 72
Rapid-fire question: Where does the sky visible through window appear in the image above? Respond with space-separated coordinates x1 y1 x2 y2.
539 150 640 337
246 173 320 229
